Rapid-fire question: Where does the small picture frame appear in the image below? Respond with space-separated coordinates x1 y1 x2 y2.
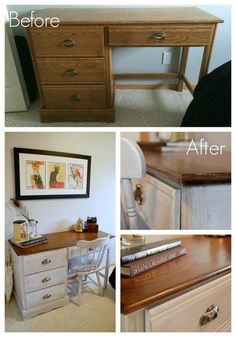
14 147 91 199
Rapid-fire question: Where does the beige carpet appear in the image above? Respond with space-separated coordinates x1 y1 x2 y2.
5 89 192 127
5 278 115 332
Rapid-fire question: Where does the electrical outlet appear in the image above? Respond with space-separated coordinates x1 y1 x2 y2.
162 51 172 65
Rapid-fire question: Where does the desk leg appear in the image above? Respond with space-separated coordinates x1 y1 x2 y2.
198 26 217 81
104 247 110 289
177 47 189 92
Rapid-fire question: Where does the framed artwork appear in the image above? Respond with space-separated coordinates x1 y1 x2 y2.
14 147 91 199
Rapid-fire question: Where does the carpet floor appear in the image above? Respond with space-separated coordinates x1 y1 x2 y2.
5 89 192 127
5 278 115 332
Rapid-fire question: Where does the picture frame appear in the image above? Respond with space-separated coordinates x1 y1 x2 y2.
14 147 91 199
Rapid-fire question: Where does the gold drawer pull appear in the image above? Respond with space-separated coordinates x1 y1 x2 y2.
152 32 166 41
42 277 51 283
134 184 144 205
62 39 76 48
41 258 51 265
42 294 52 300
199 305 219 326
70 95 81 102
66 68 79 76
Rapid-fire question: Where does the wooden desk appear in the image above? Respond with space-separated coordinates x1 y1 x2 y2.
9 230 112 319
27 7 223 123
121 236 231 332
132 149 231 229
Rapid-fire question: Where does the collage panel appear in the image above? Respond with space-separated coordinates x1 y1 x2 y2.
5 5 230 127
3 2 233 336
121 132 231 230
120 234 231 332
5 132 116 332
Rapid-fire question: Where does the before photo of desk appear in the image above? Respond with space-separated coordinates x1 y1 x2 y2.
27 7 223 123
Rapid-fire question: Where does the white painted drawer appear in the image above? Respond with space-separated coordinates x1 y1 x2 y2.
25 266 66 293
23 248 67 275
133 174 180 229
26 283 66 309
145 274 231 332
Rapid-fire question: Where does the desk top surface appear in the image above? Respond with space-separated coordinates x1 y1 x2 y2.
10 230 112 256
121 236 231 314
140 147 231 185
32 8 223 25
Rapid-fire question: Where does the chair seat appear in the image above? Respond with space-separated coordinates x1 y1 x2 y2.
68 255 93 272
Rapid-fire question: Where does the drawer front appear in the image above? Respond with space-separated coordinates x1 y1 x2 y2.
41 85 106 108
26 283 66 309
25 266 66 293
28 27 104 57
109 25 213 46
145 274 231 332
133 174 180 229
23 248 67 275
37 58 105 84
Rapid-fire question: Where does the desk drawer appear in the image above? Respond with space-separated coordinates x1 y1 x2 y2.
145 274 231 332
41 85 106 108
25 266 66 293
23 249 67 275
26 283 66 309
133 174 180 229
28 27 104 57
37 58 105 84
109 24 213 46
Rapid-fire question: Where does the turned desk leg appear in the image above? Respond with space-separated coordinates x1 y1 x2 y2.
177 47 189 92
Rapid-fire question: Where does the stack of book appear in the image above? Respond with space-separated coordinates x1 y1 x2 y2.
10 235 48 248
121 239 186 277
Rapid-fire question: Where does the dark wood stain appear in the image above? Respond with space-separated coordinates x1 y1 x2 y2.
10 230 113 256
121 236 231 314
141 149 231 185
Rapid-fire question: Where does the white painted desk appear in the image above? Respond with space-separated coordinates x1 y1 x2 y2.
9 230 112 319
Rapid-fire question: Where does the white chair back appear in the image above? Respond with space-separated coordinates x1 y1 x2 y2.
120 138 146 229
69 236 110 273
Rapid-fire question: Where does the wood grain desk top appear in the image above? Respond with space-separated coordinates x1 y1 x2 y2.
142 150 231 185
121 236 231 315
33 8 223 25
10 230 112 256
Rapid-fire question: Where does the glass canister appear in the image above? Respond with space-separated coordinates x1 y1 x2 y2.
27 219 38 239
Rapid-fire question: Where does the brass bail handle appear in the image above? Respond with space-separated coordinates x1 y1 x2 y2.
62 39 76 48
70 95 81 102
199 305 219 326
66 68 79 76
152 32 166 41
134 184 144 205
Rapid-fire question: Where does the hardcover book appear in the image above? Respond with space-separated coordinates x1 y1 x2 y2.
121 239 181 265
121 245 187 277
10 235 48 248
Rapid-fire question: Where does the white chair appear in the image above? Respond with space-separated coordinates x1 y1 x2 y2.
68 236 110 305
120 138 146 229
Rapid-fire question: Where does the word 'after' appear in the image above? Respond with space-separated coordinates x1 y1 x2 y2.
186 139 226 155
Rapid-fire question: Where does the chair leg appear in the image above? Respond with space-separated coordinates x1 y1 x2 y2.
96 272 103 296
77 276 82 305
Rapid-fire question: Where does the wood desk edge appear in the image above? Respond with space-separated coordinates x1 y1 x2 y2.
30 8 223 24
9 230 114 256
121 266 231 315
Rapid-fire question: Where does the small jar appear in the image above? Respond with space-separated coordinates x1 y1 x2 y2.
27 219 38 239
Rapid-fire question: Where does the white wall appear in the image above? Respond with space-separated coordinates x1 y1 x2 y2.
5 132 116 263
7 5 231 85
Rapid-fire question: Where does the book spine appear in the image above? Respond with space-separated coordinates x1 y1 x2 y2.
129 246 186 277
121 240 181 264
